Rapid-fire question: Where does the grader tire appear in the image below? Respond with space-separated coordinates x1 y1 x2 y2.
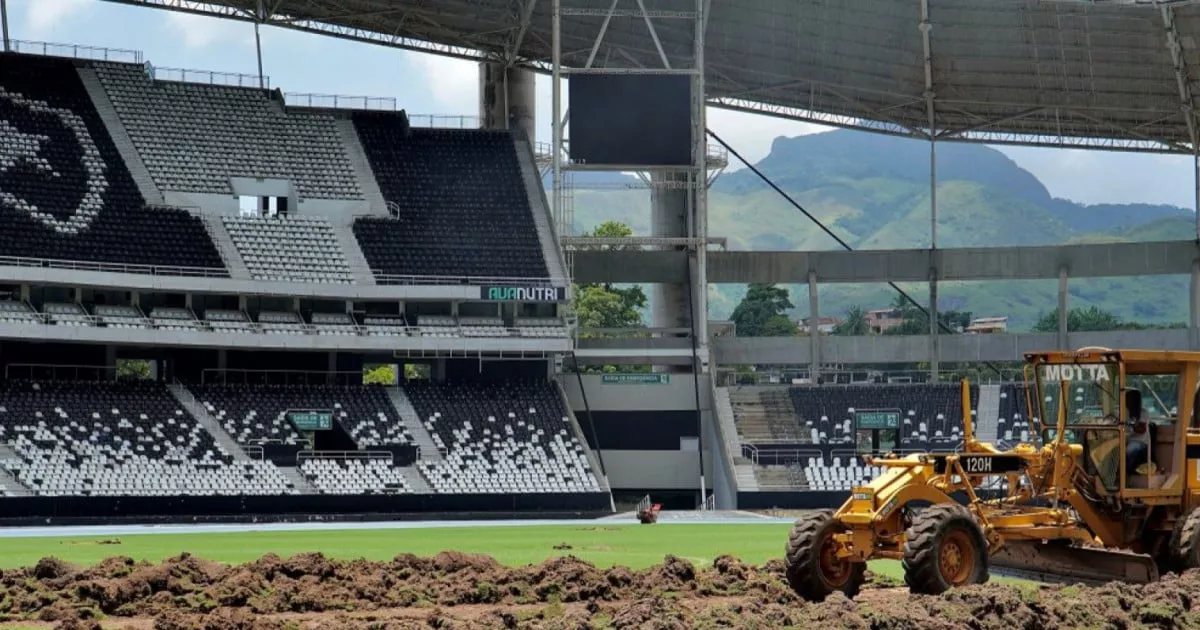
1169 508 1200 573
784 509 866 602
902 504 990 595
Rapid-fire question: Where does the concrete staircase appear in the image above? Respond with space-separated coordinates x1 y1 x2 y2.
335 118 389 214
728 386 807 443
77 67 164 205
329 221 376 285
385 386 443 462
167 382 254 462
555 380 610 491
714 387 759 491
201 215 252 280
0 445 33 496
398 466 433 494
975 383 1002 441
514 137 570 282
279 466 317 494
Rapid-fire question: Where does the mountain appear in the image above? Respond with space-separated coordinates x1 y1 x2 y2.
558 128 1195 330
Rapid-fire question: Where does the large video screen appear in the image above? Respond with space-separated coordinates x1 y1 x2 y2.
568 74 693 166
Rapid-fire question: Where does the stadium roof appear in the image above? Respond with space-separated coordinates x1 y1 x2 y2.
109 0 1200 153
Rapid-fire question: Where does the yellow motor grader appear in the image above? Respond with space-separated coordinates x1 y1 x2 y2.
784 348 1200 600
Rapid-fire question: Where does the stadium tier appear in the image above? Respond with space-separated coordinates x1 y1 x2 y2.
0 378 603 501
0 380 292 496
729 384 984 491
92 62 361 199
407 380 602 494
0 54 227 271
222 215 356 284
351 120 550 280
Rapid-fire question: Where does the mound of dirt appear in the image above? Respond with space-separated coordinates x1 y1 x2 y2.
0 553 1197 629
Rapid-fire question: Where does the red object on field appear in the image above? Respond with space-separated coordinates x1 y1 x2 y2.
637 503 662 524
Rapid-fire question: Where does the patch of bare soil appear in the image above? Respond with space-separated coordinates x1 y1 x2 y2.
0 552 1198 629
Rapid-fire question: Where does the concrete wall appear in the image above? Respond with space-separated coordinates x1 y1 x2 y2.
0 265 529 301
713 328 1193 364
572 240 1200 284
561 373 715 494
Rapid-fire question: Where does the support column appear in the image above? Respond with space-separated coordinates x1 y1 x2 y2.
479 63 536 138
1 0 9 53
927 139 938 380
1058 266 1070 350
254 0 265 90
652 171 691 354
808 271 820 384
928 268 938 378
1190 260 1200 350
1194 150 1199 241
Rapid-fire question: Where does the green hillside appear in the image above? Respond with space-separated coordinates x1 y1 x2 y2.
562 129 1194 331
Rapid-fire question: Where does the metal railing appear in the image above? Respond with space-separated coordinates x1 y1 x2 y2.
149 66 269 88
0 254 230 278
8 39 142 63
0 313 569 343
241 445 265 461
0 251 578 288
296 450 394 465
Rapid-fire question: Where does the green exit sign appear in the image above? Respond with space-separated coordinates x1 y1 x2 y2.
855 410 900 430
287 411 333 431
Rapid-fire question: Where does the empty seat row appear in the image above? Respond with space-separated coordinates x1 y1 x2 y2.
0 53 227 273
351 120 549 280
223 215 355 284
92 61 361 200
407 379 602 494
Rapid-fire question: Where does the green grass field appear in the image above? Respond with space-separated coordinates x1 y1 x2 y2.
0 522 1033 588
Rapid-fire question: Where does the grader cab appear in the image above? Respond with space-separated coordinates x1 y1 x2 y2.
784 348 1200 600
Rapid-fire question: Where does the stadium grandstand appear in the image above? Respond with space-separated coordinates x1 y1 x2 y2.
0 0 1199 522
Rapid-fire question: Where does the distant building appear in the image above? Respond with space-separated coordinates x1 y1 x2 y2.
966 316 1008 334
799 316 842 334
866 308 904 334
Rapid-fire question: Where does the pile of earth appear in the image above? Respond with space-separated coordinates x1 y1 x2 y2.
0 552 1196 629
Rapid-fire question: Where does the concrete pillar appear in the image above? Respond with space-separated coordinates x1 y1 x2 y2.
479 63 536 139
808 271 820 384
1058 266 1070 350
1190 260 1200 350
928 270 939 379
651 171 691 335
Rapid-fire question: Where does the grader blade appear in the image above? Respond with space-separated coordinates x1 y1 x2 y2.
990 541 1159 586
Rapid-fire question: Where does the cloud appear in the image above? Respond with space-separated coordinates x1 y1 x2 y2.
415 52 478 114
24 0 90 35
164 10 252 50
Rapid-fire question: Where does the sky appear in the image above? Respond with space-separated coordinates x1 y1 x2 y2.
3 0 1196 209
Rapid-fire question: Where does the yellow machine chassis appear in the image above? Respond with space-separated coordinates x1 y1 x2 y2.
821 372 1174 588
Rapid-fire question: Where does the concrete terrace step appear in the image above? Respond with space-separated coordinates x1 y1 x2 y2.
77 66 164 205
385 386 443 462
335 117 389 214
167 382 254 462
279 465 317 494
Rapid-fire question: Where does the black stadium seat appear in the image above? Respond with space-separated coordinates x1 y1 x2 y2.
351 118 550 280
0 53 227 272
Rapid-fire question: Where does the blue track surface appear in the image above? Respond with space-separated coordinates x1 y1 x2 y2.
0 511 795 539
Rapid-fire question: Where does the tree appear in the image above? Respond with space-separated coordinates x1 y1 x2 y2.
571 222 651 373
1033 306 1124 333
572 222 648 331
363 364 397 385
116 359 151 380
883 294 971 336
832 305 869 336
730 283 795 337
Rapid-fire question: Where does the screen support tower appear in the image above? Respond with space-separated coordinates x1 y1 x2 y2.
550 0 714 370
